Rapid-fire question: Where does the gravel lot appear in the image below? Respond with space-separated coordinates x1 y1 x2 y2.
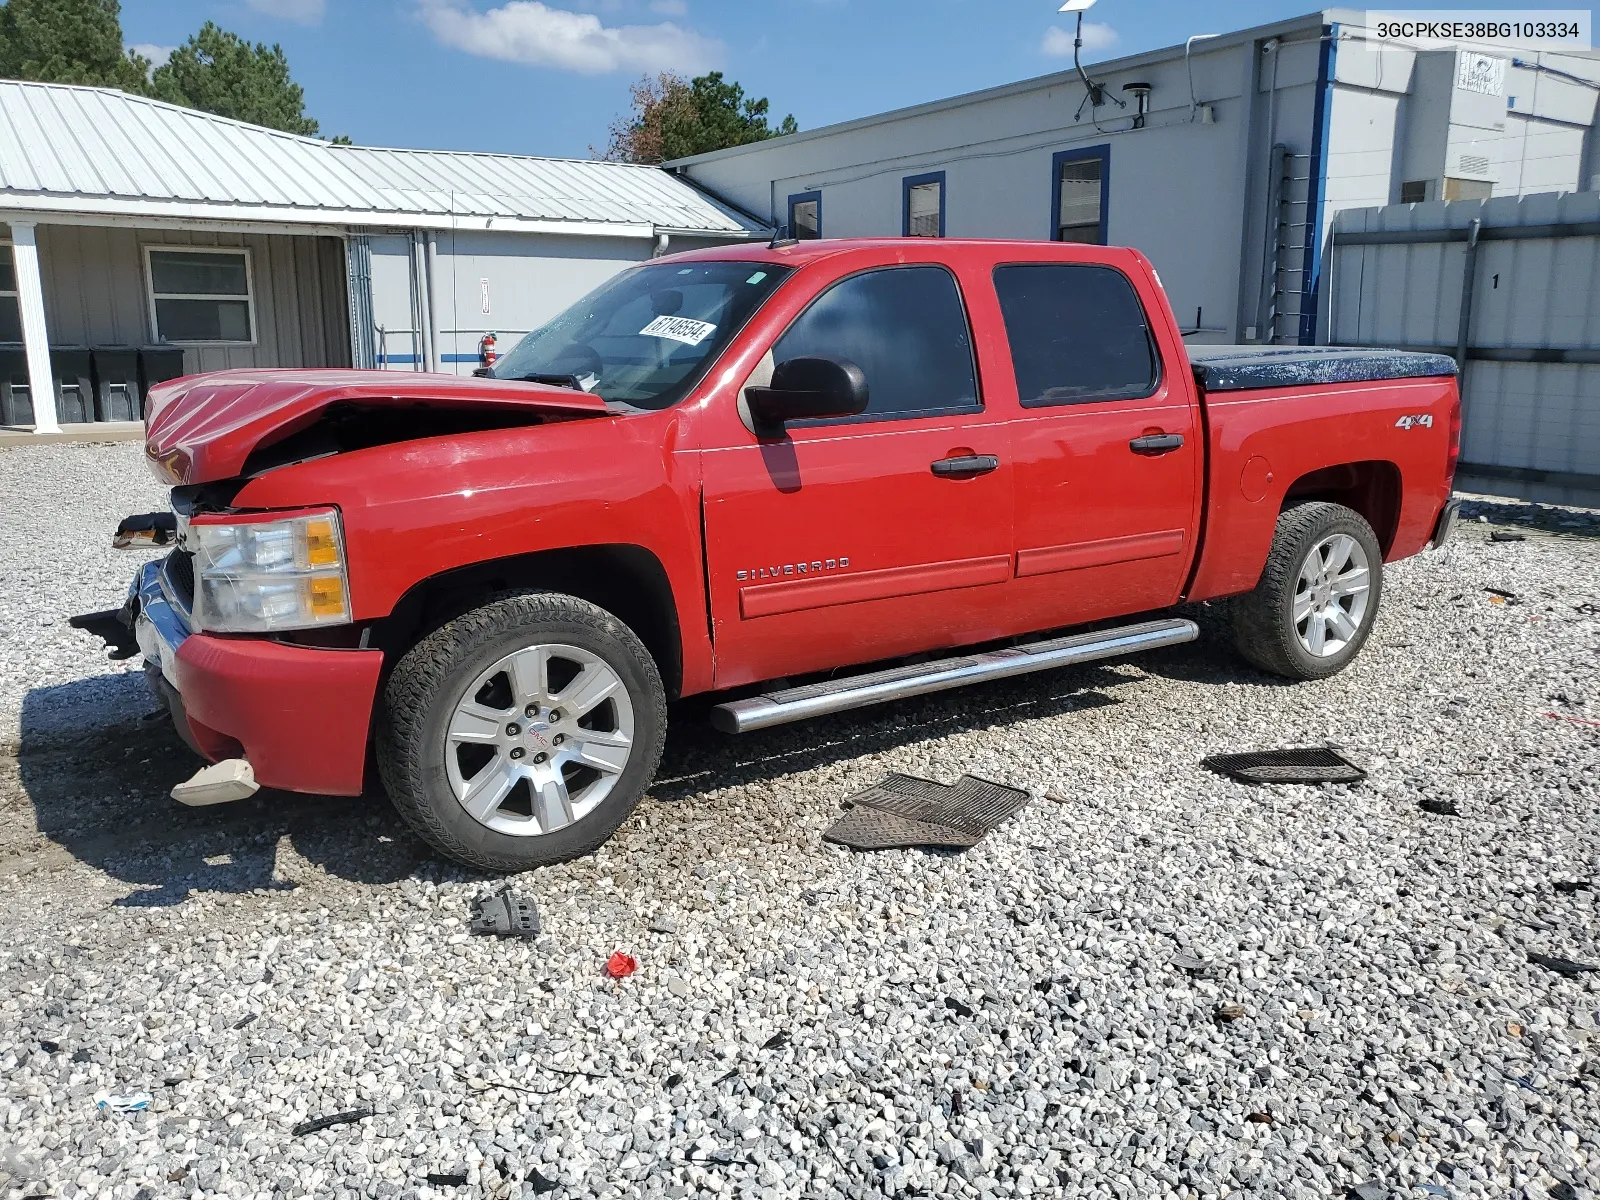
2 439 1599 1200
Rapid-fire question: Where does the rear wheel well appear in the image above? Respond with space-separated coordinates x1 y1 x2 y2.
373 545 683 699
1280 461 1401 555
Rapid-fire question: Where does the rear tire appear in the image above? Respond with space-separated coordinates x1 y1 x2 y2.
1231 501 1383 681
377 591 666 873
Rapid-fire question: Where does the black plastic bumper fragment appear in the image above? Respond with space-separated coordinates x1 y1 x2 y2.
68 606 140 660
1430 497 1462 548
1202 747 1366 785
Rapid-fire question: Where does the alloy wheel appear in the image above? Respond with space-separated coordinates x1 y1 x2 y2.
1293 534 1372 657
443 643 635 837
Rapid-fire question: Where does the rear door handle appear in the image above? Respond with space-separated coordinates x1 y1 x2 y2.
931 454 1000 477
1129 433 1184 455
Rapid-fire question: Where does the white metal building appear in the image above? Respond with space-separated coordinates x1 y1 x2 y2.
0 80 765 432
672 8 1600 350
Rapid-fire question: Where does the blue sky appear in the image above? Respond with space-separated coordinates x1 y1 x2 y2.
127 0 1331 157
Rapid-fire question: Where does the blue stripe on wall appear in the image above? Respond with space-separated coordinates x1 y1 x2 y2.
1299 23 1338 345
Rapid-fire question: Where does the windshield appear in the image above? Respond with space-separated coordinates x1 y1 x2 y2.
490 260 793 410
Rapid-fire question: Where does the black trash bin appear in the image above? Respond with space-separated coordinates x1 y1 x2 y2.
91 348 141 421
139 347 187 415
50 349 93 424
0 349 32 427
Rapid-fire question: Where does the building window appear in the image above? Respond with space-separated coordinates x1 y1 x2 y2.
1399 179 1430 204
0 245 21 343
1443 177 1492 202
787 191 822 240
903 172 946 238
1051 146 1110 244
145 246 256 344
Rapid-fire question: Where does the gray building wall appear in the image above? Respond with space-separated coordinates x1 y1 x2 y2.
30 225 349 373
676 11 1599 347
679 25 1324 347
365 228 739 374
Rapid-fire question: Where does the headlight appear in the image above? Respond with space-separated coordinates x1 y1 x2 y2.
189 508 352 633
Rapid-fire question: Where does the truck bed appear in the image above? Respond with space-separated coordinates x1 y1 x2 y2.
1188 345 1457 393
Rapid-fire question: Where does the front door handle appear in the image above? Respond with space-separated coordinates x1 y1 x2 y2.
931 454 1000 478
1129 433 1184 455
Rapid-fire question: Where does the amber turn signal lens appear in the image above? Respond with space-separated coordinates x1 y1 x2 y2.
304 573 347 618
303 518 340 567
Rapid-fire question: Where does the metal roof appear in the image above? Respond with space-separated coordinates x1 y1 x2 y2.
0 81 765 237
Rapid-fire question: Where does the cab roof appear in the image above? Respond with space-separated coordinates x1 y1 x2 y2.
658 237 1145 270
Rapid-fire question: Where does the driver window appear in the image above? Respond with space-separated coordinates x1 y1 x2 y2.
772 265 980 422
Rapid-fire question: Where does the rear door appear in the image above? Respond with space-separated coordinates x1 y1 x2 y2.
699 262 1014 689
992 260 1202 631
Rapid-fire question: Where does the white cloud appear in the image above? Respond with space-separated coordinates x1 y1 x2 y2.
648 0 688 14
419 0 721 74
129 42 175 69
246 0 326 23
1041 21 1118 58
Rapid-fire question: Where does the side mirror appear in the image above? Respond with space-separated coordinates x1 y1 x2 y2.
745 356 869 438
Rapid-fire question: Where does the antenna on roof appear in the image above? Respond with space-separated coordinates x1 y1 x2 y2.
769 224 798 249
1060 0 1126 115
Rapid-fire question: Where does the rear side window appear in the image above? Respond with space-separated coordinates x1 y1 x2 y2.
774 265 979 420
993 263 1159 406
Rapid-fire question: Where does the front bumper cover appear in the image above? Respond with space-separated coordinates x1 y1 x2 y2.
122 559 383 796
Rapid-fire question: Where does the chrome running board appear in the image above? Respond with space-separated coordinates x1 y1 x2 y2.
710 617 1198 734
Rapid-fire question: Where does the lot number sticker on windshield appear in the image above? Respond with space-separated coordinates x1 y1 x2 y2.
639 315 717 346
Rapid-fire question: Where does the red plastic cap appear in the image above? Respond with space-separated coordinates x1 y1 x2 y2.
606 952 638 979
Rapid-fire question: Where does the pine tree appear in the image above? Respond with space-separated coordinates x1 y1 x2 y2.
151 22 319 136
0 0 151 92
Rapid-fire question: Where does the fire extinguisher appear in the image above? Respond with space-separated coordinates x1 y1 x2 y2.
478 331 497 370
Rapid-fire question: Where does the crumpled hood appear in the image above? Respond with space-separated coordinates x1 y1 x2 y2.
144 368 611 486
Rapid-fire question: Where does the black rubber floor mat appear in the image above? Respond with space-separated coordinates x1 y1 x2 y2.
823 774 1030 850
1202 747 1366 785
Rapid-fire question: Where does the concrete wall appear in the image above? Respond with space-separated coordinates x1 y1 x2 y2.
30 225 349 373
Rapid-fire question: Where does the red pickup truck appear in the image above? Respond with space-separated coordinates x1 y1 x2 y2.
80 239 1461 871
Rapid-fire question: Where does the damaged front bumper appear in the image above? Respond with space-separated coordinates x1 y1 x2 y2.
132 558 190 693
75 556 384 797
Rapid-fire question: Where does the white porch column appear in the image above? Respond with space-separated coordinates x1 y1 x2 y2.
8 222 58 433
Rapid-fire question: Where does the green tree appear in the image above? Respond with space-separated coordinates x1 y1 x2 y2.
151 21 318 136
602 70 796 164
0 0 151 91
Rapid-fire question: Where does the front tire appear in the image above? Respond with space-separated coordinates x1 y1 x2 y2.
1231 501 1383 681
377 591 666 872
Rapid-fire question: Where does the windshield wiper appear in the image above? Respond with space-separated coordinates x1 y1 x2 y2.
507 372 588 391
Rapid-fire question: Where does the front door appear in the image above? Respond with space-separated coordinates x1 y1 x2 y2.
700 263 1014 689
991 261 1202 632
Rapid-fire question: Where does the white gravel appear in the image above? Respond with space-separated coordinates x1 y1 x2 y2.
2 440 1599 1200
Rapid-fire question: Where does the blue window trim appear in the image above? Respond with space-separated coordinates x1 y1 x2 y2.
787 190 822 239
901 171 947 237
1298 23 1338 345
1049 145 1110 245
